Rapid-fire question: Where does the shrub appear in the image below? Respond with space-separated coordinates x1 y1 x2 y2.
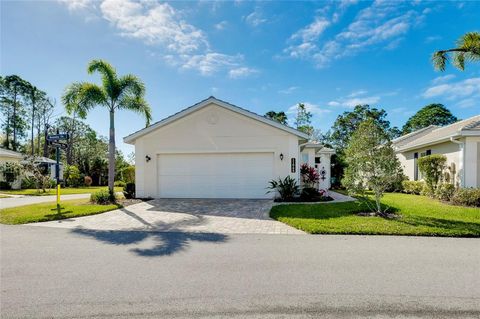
401 180 425 195
21 177 36 189
267 176 299 201
300 187 320 201
451 188 480 207
123 182 135 199
300 164 319 188
418 154 447 193
123 165 135 184
64 165 82 187
91 189 117 205
84 176 92 186
114 180 126 187
420 183 434 197
435 183 456 202
0 162 24 188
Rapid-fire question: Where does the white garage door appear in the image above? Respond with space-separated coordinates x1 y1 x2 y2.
157 152 274 198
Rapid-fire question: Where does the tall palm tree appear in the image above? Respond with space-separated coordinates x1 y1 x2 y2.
432 32 480 71
63 60 152 196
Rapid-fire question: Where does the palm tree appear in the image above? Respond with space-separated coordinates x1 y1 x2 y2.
432 32 480 71
265 111 288 125
63 60 152 196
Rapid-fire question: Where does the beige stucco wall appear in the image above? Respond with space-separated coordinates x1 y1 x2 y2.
396 138 480 187
132 103 303 198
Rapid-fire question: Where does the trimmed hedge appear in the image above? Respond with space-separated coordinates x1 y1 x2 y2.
451 188 480 207
401 180 425 195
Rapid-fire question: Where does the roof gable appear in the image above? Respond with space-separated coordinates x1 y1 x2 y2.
394 115 480 152
124 97 309 143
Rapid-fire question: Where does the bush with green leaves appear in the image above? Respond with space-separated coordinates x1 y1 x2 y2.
435 183 456 202
123 165 135 184
91 189 117 205
64 165 82 187
123 182 135 199
114 180 126 187
21 177 36 189
451 188 480 207
401 180 425 195
417 154 447 194
267 176 299 201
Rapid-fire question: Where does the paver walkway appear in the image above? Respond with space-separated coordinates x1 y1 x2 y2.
29 199 305 234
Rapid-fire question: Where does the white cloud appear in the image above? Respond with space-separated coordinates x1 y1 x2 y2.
287 102 331 115
214 20 228 30
285 1 429 67
245 7 267 27
328 90 380 108
431 74 456 85
278 86 299 94
228 67 259 79
425 35 442 43
100 0 208 54
60 0 255 77
291 17 330 42
59 0 95 11
422 77 480 100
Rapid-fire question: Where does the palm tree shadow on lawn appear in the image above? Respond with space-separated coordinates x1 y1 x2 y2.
70 212 229 257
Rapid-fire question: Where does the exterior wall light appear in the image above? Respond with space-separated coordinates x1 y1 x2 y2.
279 153 284 161
145 155 151 162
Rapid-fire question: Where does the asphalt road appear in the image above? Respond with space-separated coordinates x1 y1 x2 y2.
1 225 479 318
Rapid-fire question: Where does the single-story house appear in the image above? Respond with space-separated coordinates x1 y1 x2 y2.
0 148 63 189
393 115 480 188
124 96 334 199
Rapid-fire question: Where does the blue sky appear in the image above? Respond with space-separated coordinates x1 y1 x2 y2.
2 0 479 155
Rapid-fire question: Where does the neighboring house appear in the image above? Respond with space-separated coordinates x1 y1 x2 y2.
0 148 24 189
393 115 480 188
0 148 63 189
124 96 335 199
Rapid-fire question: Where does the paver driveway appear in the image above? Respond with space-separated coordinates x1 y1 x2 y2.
30 199 304 234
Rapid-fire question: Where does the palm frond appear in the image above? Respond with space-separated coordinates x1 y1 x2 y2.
453 52 465 70
62 82 107 119
87 59 118 100
117 74 146 99
117 96 152 126
432 51 448 71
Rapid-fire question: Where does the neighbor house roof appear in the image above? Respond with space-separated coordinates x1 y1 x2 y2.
301 142 335 154
124 96 310 144
0 148 23 159
394 115 480 152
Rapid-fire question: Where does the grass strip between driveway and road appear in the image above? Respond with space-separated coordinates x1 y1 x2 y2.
0 199 122 225
0 186 122 196
270 192 480 237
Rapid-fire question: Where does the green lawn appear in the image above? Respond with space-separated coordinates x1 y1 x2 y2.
0 186 122 196
0 199 122 225
270 193 480 237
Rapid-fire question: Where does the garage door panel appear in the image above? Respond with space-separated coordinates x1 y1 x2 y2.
157 153 274 198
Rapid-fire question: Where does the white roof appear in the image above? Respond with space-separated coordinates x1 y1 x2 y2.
301 142 335 154
394 115 480 152
124 96 310 144
0 148 23 159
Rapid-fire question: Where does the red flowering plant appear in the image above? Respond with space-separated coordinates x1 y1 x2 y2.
300 163 319 188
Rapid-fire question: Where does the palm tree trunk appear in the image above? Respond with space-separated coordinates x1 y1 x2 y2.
108 109 115 196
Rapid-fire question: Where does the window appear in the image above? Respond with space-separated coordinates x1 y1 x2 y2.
291 158 296 173
315 157 321 164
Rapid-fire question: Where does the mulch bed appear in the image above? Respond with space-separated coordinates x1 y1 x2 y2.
274 196 334 203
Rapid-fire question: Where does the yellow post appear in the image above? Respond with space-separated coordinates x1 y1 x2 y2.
57 184 60 206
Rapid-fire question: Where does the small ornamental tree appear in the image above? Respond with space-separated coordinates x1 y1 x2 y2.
300 163 319 188
342 119 403 217
417 154 446 194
